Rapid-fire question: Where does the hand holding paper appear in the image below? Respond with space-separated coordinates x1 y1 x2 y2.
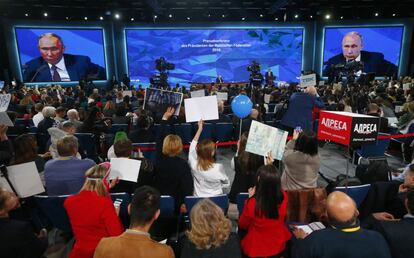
184 96 219 122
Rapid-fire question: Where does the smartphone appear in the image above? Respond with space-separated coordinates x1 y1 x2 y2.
295 126 303 133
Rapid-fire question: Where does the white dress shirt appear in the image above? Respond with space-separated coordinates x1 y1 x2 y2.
48 56 71 81
32 112 44 127
188 140 230 197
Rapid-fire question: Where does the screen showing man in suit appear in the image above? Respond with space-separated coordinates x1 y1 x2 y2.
322 26 403 77
15 28 107 82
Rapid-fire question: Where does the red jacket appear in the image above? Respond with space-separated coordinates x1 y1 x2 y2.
64 190 124 258
238 191 291 257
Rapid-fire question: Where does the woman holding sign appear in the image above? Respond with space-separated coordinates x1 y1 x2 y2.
189 120 229 197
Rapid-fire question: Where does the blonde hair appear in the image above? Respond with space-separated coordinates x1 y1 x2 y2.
187 199 231 250
196 140 215 171
81 164 109 197
162 134 183 157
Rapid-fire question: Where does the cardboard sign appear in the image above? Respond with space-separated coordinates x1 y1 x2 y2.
317 111 380 147
184 96 219 122
0 162 45 198
143 88 183 116
0 94 12 126
300 74 316 88
245 120 288 160
264 94 271 104
190 89 206 98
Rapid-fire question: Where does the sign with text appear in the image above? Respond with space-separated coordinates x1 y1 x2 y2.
190 89 206 98
185 95 219 122
300 74 316 88
0 94 12 126
317 111 380 147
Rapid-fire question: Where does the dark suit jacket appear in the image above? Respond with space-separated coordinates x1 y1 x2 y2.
281 92 325 130
323 50 398 77
23 54 106 82
375 217 414 258
0 218 48 258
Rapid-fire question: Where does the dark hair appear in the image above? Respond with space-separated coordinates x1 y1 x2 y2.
130 186 160 227
406 187 414 214
294 130 318 156
84 106 100 127
114 139 132 157
137 115 152 130
337 103 345 111
11 134 38 165
254 165 284 219
238 132 263 176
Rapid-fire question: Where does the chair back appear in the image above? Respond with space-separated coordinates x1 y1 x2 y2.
173 123 192 144
358 133 390 159
15 118 34 127
185 194 229 214
193 123 213 142
110 192 131 228
160 195 175 216
34 195 72 232
153 124 171 138
111 124 129 134
132 142 157 163
75 133 98 159
214 123 233 142
236 192 249 215
334 184 371 208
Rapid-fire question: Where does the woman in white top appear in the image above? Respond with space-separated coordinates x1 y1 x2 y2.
189 120 229 197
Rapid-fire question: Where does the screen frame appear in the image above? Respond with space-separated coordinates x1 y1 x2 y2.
123 25 306 86
319 23 408 78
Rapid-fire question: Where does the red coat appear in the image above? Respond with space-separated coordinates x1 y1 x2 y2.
64 190 124 258
238 191 291 257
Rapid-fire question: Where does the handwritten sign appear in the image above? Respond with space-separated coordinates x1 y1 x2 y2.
300 74 316 88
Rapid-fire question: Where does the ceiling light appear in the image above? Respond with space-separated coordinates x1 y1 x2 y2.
154 15 158 19
375 12 379 16
43 12 48 17
294 14 299 18
275 17 279 21
260 14 264 18
84 17 88 20
241 17 245 21
340 16 343 19
222 14 225 18
115 13 120 19
99 16 103 20
65 16 69 20
325 14 331 19
392 13 396 17
187 17 190 20
169 14 172 18
131 18 134 21
25 13 29 17
310 15 313 18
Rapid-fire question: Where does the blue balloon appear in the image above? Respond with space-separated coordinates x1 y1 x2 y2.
231 95 253 119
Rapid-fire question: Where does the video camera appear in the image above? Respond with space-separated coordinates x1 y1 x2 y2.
333 60 364 73
247 61 261 74
155 57 175 72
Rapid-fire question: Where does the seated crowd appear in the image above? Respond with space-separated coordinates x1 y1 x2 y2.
1 76 414 258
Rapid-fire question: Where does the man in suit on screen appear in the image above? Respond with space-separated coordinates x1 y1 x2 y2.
22 33 106 82
323 31 398 77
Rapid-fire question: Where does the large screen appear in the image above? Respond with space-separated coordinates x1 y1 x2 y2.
15 27 107 83
322 26 404 77
125 28 304 86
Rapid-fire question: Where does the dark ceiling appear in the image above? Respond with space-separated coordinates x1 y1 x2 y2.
0 0 413 22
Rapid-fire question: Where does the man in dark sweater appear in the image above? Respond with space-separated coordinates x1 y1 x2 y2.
292 191 391 258
373 187 414 258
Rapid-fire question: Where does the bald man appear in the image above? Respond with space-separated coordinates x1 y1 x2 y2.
23 33 106 82
323 31 398 77
292 191 391 258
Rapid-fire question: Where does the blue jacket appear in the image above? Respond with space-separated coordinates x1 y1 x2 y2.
323 50 398 77
23 53 106 82
281 92 325 130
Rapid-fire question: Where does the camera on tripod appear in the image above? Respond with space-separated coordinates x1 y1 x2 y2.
155 57 175 72
247 61 261 74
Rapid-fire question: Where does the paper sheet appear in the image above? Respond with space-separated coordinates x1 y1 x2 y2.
403 83 411 91
264 94 271 104
123 90 132 97
0 162 45 198
245 120 288 160
109 158 142 183
300 74 316 88
190 89 206 98
184 95 219 122
216 92 228 102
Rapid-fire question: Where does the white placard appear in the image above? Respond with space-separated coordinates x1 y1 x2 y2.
184 96 219 122
216 92 228 101
0 162 45 198
395 106 403 113
190 89 206 98
264 94 271 104
0 112 13 127
403 83 411 91
123 90 132 97
318 80 325 86
300 74 316 88
0 94 11 112
143 88 183 116
109 158 141 183
245 120 288 160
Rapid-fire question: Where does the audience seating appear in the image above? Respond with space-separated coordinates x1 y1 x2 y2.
264 112 275 121
173 123 192 144
214 123 233 142
236 192 249 216
356 133 391 164
184 194 229 214
132 142 157 163
193 123 214 142
153 124 171 138
34 195 72 232
37 133 50 154
334 184 371 208
110 124 129 134
15 118 34 127
160 195 175 216
286 188 327 223
110 192 131 228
